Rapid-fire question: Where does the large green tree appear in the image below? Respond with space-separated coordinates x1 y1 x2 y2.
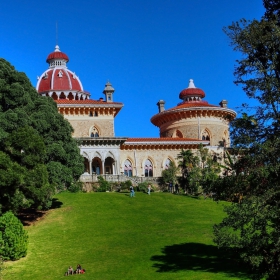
0 58 84 213
213 1 280 279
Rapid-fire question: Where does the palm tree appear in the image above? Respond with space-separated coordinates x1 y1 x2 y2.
177 149 199 193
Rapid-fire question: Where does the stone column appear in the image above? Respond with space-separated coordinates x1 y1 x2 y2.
112 162 115 175
89 160 92 175
102 160 105 175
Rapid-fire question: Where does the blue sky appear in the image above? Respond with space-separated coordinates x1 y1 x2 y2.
0 0 264 137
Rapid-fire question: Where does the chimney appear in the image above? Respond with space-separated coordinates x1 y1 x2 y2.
157 100 165 113
219 100 228 108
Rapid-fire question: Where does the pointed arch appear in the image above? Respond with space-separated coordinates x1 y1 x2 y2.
201 128 211 141
162 156 176 169
89 125 100 137
124 158 133 177
172 129 183 138
143 158 154 177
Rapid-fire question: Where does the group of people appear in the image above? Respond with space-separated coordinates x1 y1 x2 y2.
65 264 85 276
168 182 179 194
129 184 152 197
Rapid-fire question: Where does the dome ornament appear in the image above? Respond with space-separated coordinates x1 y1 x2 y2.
188 79 196 88
54 45 61 52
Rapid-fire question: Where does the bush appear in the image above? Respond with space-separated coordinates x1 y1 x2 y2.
120 180 132 191
97 176 111 192
0 211 28 260
137 182 154 193
67 181 83 193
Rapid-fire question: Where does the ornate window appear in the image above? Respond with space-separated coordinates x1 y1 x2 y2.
90 127 100 137
124 159 133 177
145 159 153 177
202 129 210 141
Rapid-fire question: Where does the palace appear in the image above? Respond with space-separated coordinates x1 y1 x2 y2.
36 45 236 183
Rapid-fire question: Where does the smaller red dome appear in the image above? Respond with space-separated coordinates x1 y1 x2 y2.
46 45 69 63
179 79 205 100
179 87 205 99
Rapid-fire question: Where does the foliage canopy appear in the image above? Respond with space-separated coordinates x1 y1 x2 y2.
0 58 84 213
213 2 280 279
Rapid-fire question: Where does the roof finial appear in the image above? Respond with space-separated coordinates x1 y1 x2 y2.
188 79 196 88
54 45 60 52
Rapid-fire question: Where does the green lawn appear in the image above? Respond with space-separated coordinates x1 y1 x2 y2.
3 192 250 280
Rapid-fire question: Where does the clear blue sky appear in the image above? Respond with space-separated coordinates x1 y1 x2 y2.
0 0 265 137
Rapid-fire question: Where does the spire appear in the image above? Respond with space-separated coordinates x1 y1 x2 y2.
188 79 196 88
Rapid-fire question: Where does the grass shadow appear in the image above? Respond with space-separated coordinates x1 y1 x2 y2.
151 242 251 279
50 198 63 209
17 209 46 226
17 198 63 226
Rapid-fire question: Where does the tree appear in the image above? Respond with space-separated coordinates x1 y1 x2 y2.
213 2 280 279
0 211 28 260
177 149 199 193
263 0 280 18
161 161 180 186
0 58 84 213
197 145 221 195
223 12 280 145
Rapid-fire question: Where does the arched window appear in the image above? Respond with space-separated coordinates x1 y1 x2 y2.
145 159 153 177
124 159 133 177
202 129 210 141
165 158 171 169
92 157 101 175
90 127 99 137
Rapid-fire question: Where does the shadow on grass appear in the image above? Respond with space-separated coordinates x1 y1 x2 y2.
17 198 63 226
50 198 63 209
17 209 46 226
151 242 251 279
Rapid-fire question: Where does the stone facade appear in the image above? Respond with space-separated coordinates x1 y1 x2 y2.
36 46 236 182
68 119 114 137
120 148 185 177
159 117 230 146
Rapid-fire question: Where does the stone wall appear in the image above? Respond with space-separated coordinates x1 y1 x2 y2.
159 116 230 146
68 119 115 137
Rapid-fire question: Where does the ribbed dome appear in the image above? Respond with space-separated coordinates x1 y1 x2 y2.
36 45 84 94
179 79 205 100
37 68 83 93
46 45 69 63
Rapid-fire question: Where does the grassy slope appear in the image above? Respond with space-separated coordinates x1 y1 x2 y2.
3 192 250 280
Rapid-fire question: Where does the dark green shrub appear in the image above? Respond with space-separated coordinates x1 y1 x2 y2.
120 180 132 191
0 211 28 260
67 181 83 193
97 176 111 192
138 182 154 193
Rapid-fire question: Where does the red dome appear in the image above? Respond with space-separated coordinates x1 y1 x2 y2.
179 87 205 99
46 45 69 63
179 79 205 100
47 51 69 63
37 69 83 93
